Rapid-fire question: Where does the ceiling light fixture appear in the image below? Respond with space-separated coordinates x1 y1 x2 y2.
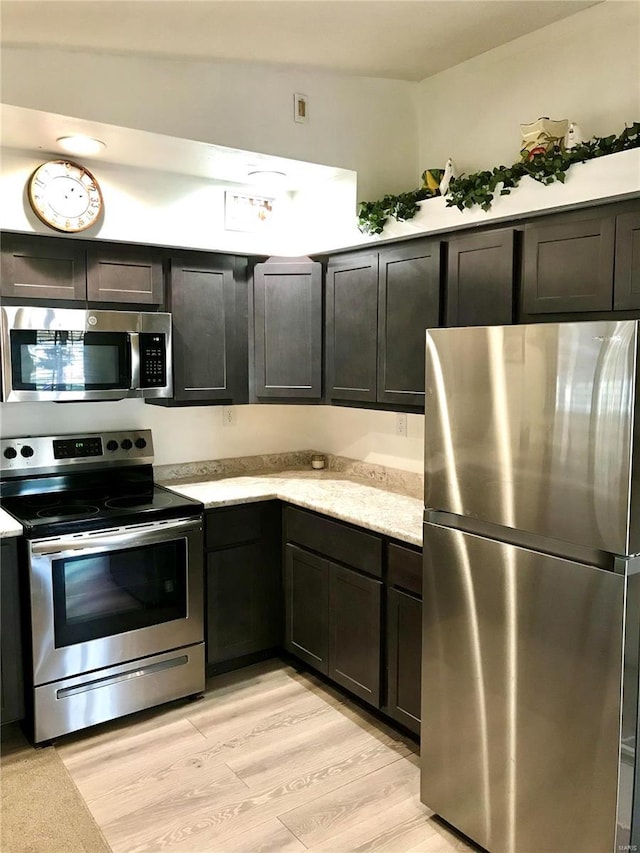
56 135 106 156
247 169 287 178
247 169 287 182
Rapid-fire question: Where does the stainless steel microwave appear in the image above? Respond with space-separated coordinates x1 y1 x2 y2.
0 306 173 402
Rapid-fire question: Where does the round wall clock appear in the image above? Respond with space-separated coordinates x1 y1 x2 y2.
27 159 103 233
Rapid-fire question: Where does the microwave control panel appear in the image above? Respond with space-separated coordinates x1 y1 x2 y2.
139 333 167 388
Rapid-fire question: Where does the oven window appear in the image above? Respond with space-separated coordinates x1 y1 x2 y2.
10 330 130 391
52 539 187 647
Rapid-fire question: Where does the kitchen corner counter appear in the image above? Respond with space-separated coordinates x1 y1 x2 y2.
163 470 424 547
0 508 24 538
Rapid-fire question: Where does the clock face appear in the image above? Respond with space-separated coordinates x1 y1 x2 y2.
28 160 103 233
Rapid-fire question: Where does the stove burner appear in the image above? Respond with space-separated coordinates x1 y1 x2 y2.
36 504 101 519
104 493 174 510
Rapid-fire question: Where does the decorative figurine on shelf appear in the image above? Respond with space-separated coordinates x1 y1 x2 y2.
421 167 445 194
439 158 458 197
564 121 585 150
520 117 569 161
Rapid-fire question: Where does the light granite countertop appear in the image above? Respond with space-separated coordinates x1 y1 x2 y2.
0 507 24 539
0 458 425 546
163 469 424 547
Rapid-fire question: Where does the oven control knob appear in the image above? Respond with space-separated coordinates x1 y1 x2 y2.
3 447 17 459
120 439 133 450
106 440 119 452
20 445 34 458
134 438 147 450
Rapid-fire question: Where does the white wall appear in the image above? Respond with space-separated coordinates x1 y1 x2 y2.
1 47 418 204
0 149 302 255
1 147 356 256
416 1 640 177
0 402 425 474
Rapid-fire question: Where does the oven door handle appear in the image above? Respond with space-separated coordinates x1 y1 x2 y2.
29 515 202 556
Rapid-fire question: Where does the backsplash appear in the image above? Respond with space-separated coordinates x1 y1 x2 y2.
156 450 423 500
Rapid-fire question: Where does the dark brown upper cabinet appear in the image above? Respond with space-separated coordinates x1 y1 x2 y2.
521 209 616 316
165 252 248 404
1 232 164 306
253 257 322 400
613 210 640 310
326 238 441 409
1 233 87 301
326 250 379 403
378 239 441 407
87 243 163 305
446 228 516 327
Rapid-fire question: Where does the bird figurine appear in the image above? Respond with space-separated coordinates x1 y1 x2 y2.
565 122 585 150
439 158 458 197
421 168 444 194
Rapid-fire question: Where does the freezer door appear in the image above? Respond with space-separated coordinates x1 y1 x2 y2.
421 523 625 853
425 321 638 555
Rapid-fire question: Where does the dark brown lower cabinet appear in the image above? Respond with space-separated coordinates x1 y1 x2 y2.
284 514 383 709
385 542 422 735
1 538 24 725
386 587 421 734
205 503 282 672
328 562 382 706
284 544 329 674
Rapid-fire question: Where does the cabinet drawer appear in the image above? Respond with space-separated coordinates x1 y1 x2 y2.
388 543 422 597
285 506 383 578
206 503 269 549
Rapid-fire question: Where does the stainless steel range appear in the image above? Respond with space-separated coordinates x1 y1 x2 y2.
0 430 205 743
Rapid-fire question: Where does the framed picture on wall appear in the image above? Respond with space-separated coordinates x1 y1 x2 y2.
224 192 275 232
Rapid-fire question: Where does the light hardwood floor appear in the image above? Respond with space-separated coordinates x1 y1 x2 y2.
56 659 479 853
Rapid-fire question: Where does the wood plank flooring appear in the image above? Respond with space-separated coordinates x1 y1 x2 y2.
56 659 478 853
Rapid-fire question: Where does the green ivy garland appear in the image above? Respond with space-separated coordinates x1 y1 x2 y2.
357 121 640 236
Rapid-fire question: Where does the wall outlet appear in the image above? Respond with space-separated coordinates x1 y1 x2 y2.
222 406 236 428
395 413 408 437
294 92 308 123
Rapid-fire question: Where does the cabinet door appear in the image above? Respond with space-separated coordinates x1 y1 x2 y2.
521 213 615 314
326 252 378 402
386 586 421 734
614 211 640 310
1 539 24 725
253 259 322 399
87 243 164 304
328 562 382 707
446 229 515 326
206 541 281 666
284 544 329 674
378 239 441 408
168 254 240 402
0 233 86 301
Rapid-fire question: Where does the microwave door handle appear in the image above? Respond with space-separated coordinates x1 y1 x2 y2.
129 332 141 390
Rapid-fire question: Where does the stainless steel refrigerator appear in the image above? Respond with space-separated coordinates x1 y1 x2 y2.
421 320 640 853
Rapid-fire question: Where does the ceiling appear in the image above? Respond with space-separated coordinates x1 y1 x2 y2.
0 0 603 191
0 103 353 190
1 0 601 83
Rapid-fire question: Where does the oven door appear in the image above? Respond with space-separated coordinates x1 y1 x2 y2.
28 516 204 685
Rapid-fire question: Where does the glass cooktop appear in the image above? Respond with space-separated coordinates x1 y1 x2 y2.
0 483 203 539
